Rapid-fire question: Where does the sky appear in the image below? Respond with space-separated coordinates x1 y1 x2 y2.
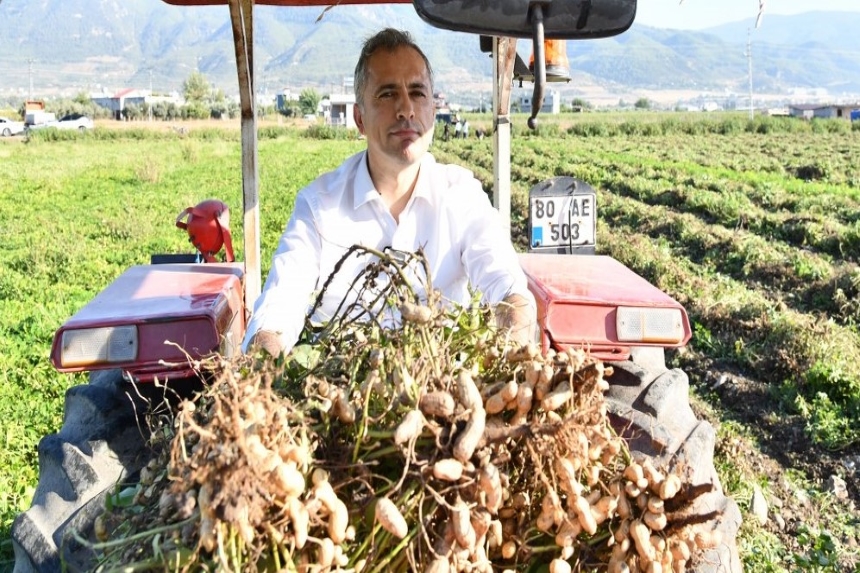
635 0 860 30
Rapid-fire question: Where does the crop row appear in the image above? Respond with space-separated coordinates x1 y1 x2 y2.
434 130 860 449
440 134 860 267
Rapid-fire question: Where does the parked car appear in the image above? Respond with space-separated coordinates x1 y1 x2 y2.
0 116 25 137
29 113 94 132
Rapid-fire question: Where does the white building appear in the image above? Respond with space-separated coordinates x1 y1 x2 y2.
325 93 357 129
519 90 561 114
91 88 181 119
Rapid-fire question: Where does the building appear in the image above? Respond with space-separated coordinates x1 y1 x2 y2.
91 88 180 119
519 90 561 114
325 93 356 129
788 103 860 120
276 89 300 113
91 88 148 120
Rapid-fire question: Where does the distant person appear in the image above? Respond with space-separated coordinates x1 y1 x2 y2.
454 117 462 139
442 121 450 141
461 119 469 139
243 28 536 357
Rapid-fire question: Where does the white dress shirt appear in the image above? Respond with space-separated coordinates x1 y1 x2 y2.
242 150 535 354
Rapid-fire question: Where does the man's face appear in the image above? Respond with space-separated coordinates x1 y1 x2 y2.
354 46 435 167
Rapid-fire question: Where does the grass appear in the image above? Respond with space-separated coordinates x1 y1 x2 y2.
0 127 365 570
1 114 859 570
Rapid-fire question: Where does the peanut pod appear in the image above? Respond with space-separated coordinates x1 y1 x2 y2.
485 380 518 415
456 370 483 411
630 520 656 563
394 409 425 445
478 463 503 514
542 381 572 412
375 497 408 539
452 499 476 550
400 301 433 324
420 391 456 419
453 408 486 463
433 458 465 482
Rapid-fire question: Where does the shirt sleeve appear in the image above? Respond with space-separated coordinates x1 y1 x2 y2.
453 171 536 313
241 190 322 354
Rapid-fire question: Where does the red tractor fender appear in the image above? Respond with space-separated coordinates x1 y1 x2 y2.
520 253 692 361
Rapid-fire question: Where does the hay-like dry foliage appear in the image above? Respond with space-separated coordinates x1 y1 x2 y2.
81 247 722 572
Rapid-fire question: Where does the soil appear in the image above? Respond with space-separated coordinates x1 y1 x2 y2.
675 350 860 570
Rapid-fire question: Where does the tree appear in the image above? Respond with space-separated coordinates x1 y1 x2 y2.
210 101 228 120
153 102 168 120
569 98 592 112
257 104 277 119
123 104 142 121
634 97 651 110
73 92 91 107
211 88 226 105
182 102 210 120
165 102 180 121
299 88 321 116
183 72 210 104
280 104 300 118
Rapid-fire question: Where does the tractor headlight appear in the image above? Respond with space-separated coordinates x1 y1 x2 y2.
616 307 685 344
60 325 138 367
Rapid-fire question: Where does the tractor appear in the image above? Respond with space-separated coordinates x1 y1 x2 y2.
11 0 742 571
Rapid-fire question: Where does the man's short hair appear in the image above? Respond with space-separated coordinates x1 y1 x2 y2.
354 28 434 107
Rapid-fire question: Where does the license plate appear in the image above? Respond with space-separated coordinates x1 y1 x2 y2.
529 194 596 249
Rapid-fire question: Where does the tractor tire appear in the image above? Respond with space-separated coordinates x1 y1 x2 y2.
606 347 743 573
11 370 151 573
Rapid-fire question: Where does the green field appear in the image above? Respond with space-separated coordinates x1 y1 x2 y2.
0 115 858 571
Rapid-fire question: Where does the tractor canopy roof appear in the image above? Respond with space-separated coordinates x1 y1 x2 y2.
160 0 637 40
162 0 405 5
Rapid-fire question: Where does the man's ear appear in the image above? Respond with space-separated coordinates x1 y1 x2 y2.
354 104 365 134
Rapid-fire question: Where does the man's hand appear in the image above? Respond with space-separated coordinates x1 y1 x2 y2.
246 329 285 358
495 294 537 348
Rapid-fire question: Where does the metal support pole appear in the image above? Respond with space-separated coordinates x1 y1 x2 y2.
492 37 517 233
148 69 153 122
227 0 262 319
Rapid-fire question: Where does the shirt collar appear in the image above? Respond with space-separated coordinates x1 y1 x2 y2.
353 152 378 210
352 151 437 210
412 154 436 207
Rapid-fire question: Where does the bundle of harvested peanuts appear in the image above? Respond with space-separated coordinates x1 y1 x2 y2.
86 248 722 572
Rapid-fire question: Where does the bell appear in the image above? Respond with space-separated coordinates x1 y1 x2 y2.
529 39 571 82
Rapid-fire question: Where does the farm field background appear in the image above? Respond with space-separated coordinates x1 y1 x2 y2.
0 114 858 571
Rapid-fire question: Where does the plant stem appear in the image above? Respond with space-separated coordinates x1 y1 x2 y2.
71 515 197 551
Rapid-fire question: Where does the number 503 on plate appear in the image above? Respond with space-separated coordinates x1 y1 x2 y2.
529 193 596 249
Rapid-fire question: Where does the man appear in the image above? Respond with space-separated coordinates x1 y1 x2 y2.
243 28 535 357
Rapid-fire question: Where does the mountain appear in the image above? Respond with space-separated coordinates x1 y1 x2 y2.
0 0 490 100
703 11 860 94
1 0 859 105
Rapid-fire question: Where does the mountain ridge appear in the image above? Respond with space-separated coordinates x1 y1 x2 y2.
1 0 859 105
